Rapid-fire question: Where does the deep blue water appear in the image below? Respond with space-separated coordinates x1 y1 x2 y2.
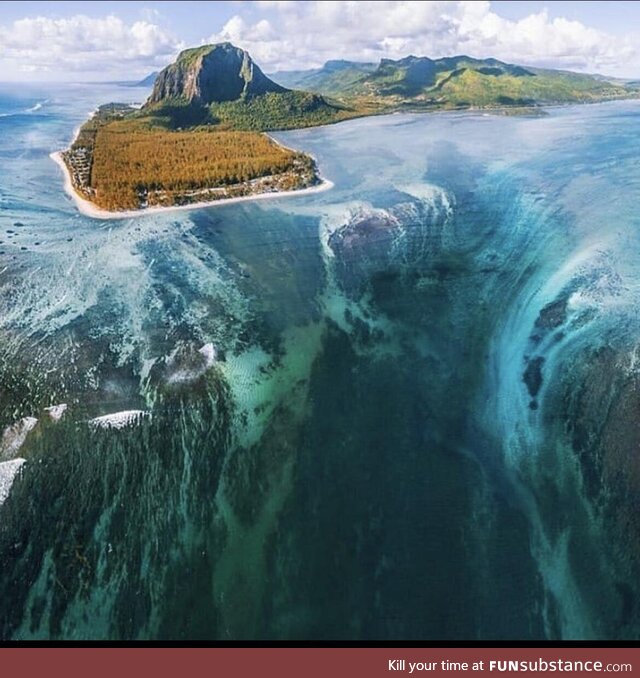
1 83 640 639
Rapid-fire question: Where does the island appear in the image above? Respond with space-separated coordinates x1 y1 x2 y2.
55 41 640 216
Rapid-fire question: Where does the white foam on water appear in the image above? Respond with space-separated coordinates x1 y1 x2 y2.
44 404 67 422
89 410 150 430
165 342 218 385
0 458 26 506
0 100 48 118
0 417 38 461
198 343 216 367
542 242 614 304
26 100 48 113
398 182 453 213
317 201 368 259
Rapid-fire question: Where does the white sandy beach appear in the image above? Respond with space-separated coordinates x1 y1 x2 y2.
50 133 334 221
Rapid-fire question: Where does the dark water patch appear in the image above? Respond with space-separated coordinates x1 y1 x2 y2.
523 356 545 398
189 206 326 334
261 322 544 639
535 297 568 330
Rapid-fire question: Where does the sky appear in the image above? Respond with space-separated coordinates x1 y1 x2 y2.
2 1 640 82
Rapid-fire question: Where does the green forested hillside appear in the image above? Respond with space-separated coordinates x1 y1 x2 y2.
273 54 635 108
141 90 353 132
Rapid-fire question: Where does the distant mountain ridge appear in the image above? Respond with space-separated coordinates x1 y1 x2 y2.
270 60 377 96
106 71 158 88
271 53 634 107
136 71 159 88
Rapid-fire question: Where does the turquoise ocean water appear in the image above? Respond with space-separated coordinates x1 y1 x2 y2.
1 83 640 639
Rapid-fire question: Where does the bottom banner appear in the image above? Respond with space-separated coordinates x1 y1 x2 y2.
0 647 638 678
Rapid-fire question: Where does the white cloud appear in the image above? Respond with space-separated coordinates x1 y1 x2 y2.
0 14 183 77
2 2 638 81
210 1 637 75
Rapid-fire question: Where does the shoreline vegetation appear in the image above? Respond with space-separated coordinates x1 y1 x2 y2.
52 41 640 219
50 145 334 220
55 101 331 220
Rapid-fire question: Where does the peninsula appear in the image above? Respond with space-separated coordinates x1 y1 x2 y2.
56 43 348 215
56 42 640 215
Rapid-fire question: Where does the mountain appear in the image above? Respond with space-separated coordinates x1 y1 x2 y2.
142 42 348 130
147 43 288 105
274 54 634 108
136 71 159 88
270 60 376 97
355 55 540 103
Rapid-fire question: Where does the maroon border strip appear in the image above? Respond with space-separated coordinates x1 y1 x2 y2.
0 647 639 678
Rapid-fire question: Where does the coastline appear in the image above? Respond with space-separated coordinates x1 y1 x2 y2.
50 95 639 222
50 123 334 221
50 149 333 220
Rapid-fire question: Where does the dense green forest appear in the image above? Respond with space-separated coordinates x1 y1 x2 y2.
207 91 354 130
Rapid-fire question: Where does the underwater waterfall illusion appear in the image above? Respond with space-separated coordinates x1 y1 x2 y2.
2 84 640 640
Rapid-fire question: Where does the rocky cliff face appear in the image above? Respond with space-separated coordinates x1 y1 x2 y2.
146 42 288 106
